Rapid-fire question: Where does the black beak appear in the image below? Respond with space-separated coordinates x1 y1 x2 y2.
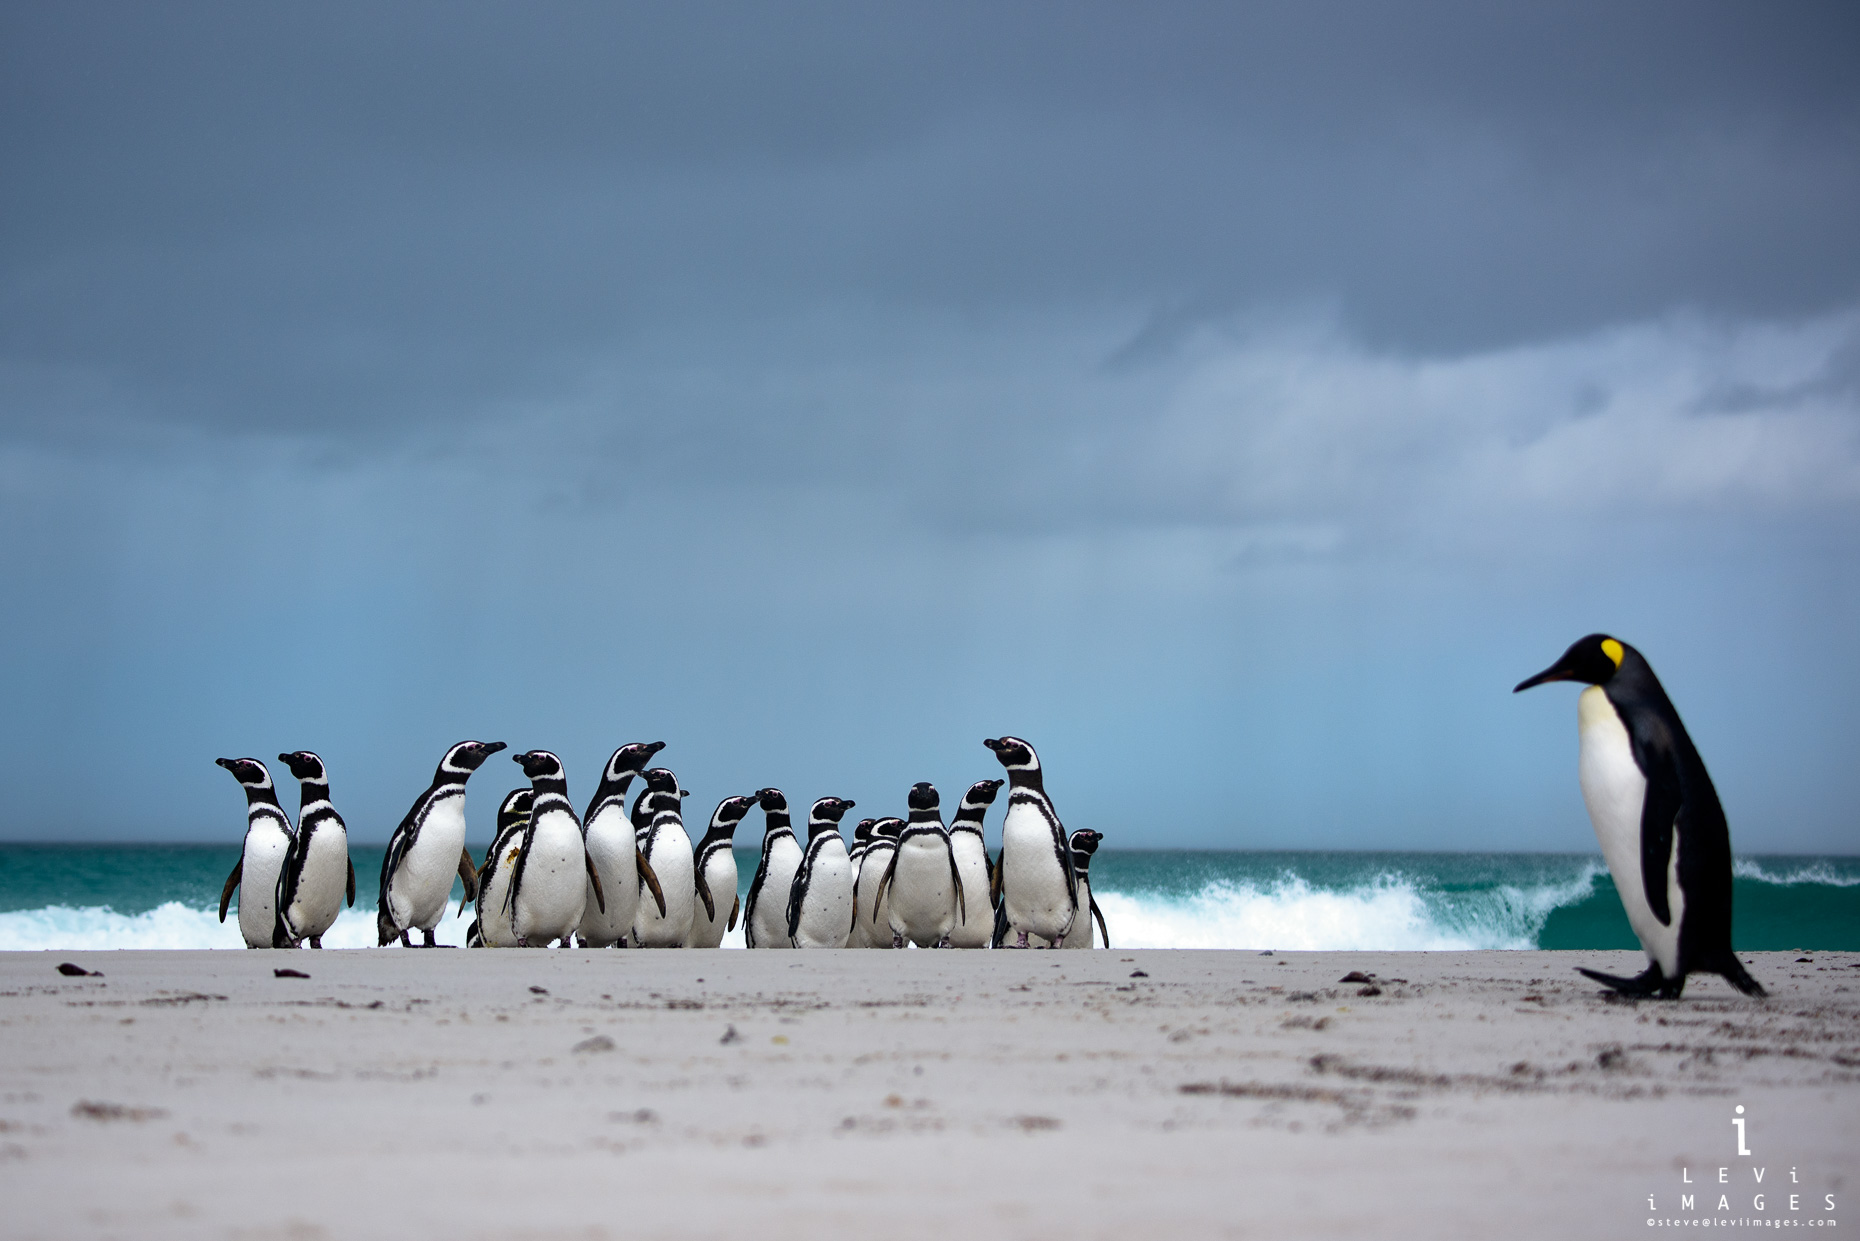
482 741 508 755
1513 662 1575 693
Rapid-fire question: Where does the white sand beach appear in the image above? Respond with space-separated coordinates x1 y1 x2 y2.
1 949 1853 1239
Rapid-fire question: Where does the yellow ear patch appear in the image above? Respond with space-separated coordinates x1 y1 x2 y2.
1601 638 1625 668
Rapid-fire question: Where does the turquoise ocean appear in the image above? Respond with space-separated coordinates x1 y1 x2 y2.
0 845 1855 951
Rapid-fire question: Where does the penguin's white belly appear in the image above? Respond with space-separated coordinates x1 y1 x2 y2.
689 851 738 949
512 813 588 945
853 846 895 948
793 846 854 948
578 810 641 946
946 834 993 948
632 825 695 948
284 827 349 941
887 838 959 946
1578 686 1683 977
1059 877 1094 948
237 825 292 949
1000 801 1075 943
749 842 802 949
392 797 468 930
476 838 522 948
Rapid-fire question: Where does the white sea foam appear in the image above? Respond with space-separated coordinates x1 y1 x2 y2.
1094 864 1609 952
0 902 472 952
1732 858 1860 887
0 855 1843 952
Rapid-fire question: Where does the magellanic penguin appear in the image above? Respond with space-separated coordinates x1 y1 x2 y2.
743 788 803 949
469 788 532 948
577 742 669 948
630 773 693 947
1057 829 1108 949
987 736 1077 949
852 817 903 948
215 758 295 949
690 795 756 949
508 750 602 947
377 740 504 947
946 779 1004 948
1516 635 1765 999
844 819 876 948
876 783 966 949
787 796 858 948
272 751 356 949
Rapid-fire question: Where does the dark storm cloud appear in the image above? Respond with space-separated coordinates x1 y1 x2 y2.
3 1 1857 450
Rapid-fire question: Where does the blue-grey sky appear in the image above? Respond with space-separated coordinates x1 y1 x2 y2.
3 3 1857 852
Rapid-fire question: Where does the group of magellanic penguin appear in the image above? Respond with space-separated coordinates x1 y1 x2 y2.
216 633 1777 1000
215 735 1110 953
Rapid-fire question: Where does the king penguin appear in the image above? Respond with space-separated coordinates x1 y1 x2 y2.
577 742 669 948
215 758 295 949
1516 635 1765 999
272 751 356 949
508 750 601 947
987 736 1077 948
876 783 966 948
851 817 902 948
743 788 803 949
787 796 858 948
377 740 504 947
946 779 1004 948
631 774 694 948
690 795 756 949
468 788 532 948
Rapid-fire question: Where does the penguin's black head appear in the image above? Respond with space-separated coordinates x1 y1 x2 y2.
907 781 939 811
874 816 904 838
496 787 534 831
811 796 855 824
642 767 679 794
215 757 271 788
964 778 1005 806
1069 828 1103 856
277 751 326 782
446 740 508 773
607 741 666 781
984 736 1038 771
514 749 564 780
712 794 758 829
1514 634 1629 693
756 788 788 812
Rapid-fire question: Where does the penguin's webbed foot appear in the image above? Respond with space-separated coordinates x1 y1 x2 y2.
891 932 905 949
422 928 438 948
309 937 322 950
1015 930 1030 949
1719 957 1768 998
516 936 530 948
399 930 413 948
936 935 951 949
1576 963 1679 999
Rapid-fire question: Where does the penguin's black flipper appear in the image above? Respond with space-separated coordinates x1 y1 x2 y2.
989 854 1003 908
695 871 716 922
1577 963 1672 997
456 847 478 903
219 861 242 923
991 900 1009 948
728 894 740 932
584 851 607 914
346 857 356 907
638 850 667 917
1090 896 1109 950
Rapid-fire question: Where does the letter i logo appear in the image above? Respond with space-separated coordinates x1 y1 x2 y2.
1733 1105 1751 1157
